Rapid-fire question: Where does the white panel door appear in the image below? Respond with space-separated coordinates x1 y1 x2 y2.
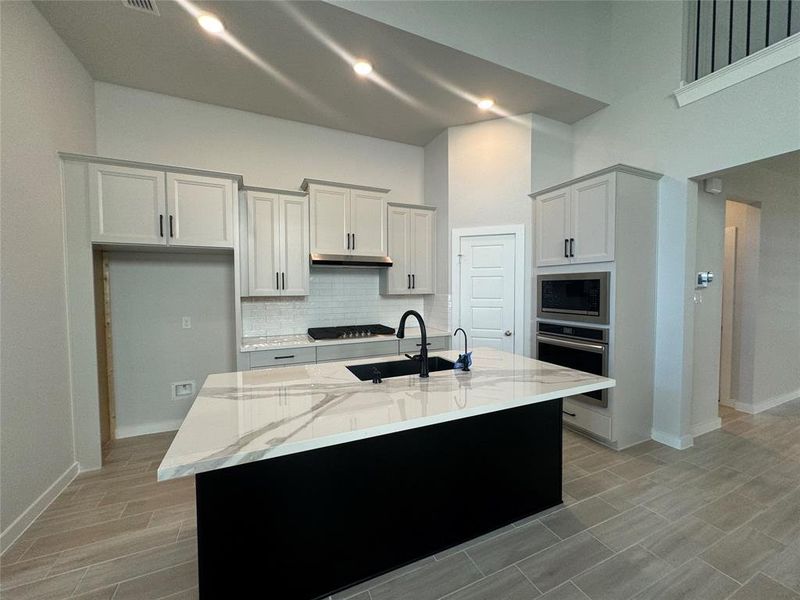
410 209 435 294
459 234 516 352
535 187 570 266
386 205 411 294
166 173 234 248
247 192 281 296
570 173 615 264
309 185 349 255
350 189 386 256
279 195 310 296
89 164 166 245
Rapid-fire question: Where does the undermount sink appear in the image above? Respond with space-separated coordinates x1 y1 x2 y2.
347 357 456 381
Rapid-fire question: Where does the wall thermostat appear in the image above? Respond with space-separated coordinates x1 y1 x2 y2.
697 271 714 288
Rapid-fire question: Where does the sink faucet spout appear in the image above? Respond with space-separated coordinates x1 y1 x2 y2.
396 310 429 377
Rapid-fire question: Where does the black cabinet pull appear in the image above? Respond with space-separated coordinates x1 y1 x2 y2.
563 410 577 417
352 233 355 249
282 272 285 290
569 238 575 257
274 355 295 360
169 215 174 237
564 239 569 258
412 273 415 289
276 272 279 290
407 274 411 289
346 233 350 249
159 215 164 237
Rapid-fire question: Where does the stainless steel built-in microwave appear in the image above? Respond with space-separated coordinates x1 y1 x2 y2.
537 272 610 325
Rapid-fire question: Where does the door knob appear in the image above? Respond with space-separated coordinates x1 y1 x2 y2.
504 330 513 336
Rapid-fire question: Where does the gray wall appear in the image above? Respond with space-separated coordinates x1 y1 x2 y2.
0 1 96 538
725 165 800 410
107 252 236 438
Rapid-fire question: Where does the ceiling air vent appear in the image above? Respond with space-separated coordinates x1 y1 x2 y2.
122 0 159 16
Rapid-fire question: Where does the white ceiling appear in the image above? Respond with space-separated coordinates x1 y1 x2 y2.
34 0 607 146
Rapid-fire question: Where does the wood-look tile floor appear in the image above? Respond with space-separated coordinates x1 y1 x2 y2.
2 400 799 600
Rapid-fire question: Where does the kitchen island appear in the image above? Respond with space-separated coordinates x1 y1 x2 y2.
159 348 614 599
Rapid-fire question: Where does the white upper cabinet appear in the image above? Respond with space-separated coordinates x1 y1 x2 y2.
570 174 615 264
305 180 388 257
308 184 349 255
244 190 309 297
90 164 166 246
279 195 310 296
385 205 411 294
410 208 435 294
349 189 386 256
166 173 235 248
534 187 570 267
381 203 435 295
247 191 281 296
89 163 236 249
533 173 615 266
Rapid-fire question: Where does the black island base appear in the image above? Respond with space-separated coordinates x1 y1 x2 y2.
195 397 563 599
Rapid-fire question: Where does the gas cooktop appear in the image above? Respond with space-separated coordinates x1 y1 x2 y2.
307 324 395 340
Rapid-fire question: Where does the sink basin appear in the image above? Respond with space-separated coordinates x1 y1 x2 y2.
347 357 456 381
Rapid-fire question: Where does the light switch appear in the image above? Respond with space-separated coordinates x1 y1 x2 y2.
182 316 191 329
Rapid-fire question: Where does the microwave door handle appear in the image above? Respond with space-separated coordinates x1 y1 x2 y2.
536 335 606 353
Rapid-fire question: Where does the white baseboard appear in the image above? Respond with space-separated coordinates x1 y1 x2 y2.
719 398 736 408
1 461 79 554
115 419 183 439
651 428 694 450
692 417 722 437
735 388 800 415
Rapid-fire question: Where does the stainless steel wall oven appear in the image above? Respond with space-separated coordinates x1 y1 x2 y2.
536 322 609 408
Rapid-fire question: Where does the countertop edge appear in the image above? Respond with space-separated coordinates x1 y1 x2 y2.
157 377 616 481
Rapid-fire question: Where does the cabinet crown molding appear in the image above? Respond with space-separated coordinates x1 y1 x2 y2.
530 164 663 198
387 202 435 211
243 185 306 197
58 152 244 186
300 178 390 194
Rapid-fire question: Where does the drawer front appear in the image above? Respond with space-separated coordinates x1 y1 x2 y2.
399 336 447 354
316 340 398 362
562 399 612 440
249 347 316 369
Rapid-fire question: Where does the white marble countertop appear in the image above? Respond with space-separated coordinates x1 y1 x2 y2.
240 326 450 352
158 348 615 481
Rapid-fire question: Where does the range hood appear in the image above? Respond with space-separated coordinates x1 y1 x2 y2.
310 253 393 268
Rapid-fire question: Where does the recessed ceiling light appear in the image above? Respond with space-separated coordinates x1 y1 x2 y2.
197 13 225 34
353 60 373 76
477 98 495 110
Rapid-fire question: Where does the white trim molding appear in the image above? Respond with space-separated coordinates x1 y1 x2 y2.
651 428 694 450
1 462 79 554
451 225 525 356
692 417 722 438
734 387 800 415
674 33 800 107
116 419 183 439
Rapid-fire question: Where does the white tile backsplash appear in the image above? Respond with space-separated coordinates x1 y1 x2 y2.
242 268 425 337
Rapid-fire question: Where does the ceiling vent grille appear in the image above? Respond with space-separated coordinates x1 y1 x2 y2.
122 0 159 16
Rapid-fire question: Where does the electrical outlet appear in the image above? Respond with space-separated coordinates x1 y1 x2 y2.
172 380 195 401
182 316 191 329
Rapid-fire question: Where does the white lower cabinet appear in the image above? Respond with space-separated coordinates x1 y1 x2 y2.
89 163 236 249
243 189 309 297
381 203 435 295
562 399 612 441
